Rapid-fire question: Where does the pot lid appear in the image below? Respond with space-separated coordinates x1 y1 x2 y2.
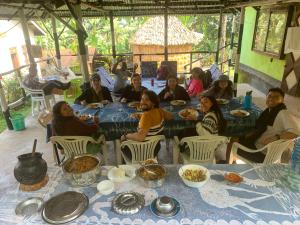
112 192 145 215
42 191 88 224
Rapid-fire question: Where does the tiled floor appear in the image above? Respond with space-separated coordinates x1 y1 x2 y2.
0 83 299 194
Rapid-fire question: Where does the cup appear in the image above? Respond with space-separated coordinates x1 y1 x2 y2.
155 196 175 214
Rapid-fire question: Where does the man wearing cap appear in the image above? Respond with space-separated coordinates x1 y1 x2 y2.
74 74 112 105
204 75 233 100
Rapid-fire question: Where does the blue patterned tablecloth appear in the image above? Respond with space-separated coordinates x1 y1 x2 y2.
72 99 262 141
4 164 300 225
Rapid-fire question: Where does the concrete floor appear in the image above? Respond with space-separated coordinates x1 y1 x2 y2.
0 83 299 193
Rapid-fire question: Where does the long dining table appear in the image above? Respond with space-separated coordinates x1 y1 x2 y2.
4 163 300 225
72 98 262 141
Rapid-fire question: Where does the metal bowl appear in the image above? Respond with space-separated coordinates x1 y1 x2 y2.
112 192 145 215
62 154 101 186
136 164 167 188
155 196 175 214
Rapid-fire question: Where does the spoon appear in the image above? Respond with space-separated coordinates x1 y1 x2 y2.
139 162 157 176
32 139 37 156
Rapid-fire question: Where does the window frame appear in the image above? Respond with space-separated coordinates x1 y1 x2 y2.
251 6 293 59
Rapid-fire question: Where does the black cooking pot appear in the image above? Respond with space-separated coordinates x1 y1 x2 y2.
14 152 47 185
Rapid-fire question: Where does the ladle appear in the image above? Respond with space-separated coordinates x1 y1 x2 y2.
32 139 37 156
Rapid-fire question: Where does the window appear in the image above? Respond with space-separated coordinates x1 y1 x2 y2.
252 7 291 58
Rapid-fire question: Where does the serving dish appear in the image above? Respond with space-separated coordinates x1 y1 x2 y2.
15 197 44 217
136 164 167 188
42 191 88 224
230 109 250 117
170 100 186 106
107 165 136 183
178 108 199 119
62 154 101 186
178 164 210 188
112 192 145 215
97 180 114 195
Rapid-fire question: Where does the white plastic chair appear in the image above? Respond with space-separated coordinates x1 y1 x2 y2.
50 135 108 165
22 85 55 116
119 135 165 164
173 135 229 164
230 139 294 164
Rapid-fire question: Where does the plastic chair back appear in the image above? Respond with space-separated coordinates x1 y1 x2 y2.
120 135 165 164
181 136 228 164
264 139 294 164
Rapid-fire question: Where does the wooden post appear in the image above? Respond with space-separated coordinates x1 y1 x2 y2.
164 2 168 62
216 9 223 65
74 4 90 88
19 8 35 66
221 14 227 72
228 15 236 76
51 16 61 69
233 7 245 97
109 11 116 60
189 53 193 72
0 79 13 130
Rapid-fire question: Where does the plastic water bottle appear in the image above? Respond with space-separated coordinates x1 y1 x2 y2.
243 91 252 110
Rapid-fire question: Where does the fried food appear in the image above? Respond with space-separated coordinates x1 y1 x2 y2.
182 169 206 182
65 156 99 174
171 100 185 106
139 165 166 180
144 159 157 164
224 172 243 183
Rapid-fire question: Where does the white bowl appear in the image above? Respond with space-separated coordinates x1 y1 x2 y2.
97 180 114 195
178 164 210 188
107 166 136 183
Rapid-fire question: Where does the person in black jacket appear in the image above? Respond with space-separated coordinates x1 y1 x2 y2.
74 73 113 105
158 75 190 102
120 73 147 103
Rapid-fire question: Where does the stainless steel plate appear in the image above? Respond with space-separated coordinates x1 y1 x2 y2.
112 192 145 215
15 197 44 217
42 191 88 224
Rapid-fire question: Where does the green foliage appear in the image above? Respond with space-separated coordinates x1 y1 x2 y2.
2 74 24 104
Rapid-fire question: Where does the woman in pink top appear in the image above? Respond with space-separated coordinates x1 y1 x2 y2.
187 67 204 97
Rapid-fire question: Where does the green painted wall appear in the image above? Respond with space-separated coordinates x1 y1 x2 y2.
240 7 286 81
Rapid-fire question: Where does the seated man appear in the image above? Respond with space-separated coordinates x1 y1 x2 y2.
120 90 173 160
23 63 70 95
74 73 112 105
237 87 299 163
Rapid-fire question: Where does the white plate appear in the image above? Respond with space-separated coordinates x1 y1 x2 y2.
107 165 136 183
216 99 229 105
87 103 103 109
127 101 140 108
178 109 199 119
170 100 186 106
230 109 250 117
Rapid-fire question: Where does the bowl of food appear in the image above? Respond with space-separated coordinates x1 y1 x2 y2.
178 164 210 188
224 172 243 184
62 154 101 186
136 164 167 188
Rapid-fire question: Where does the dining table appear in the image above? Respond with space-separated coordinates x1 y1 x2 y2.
72 98 262 142
4 163 300 225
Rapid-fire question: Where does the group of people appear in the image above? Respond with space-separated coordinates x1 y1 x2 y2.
29 59 297 164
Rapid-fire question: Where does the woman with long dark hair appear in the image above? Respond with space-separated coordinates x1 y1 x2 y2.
120 73 147 103
52 101 101 153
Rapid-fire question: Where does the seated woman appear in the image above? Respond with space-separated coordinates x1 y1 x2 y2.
120 73 147 103
52 101 101 154
74 73 113 105
187 67 204 97
204 75 233 100
120 90 173 160
179 95 227 162
158 75 190 102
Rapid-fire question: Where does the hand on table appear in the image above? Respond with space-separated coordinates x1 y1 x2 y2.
185 114 198 121
81 100 87 106
120 98 127 103
261 136 278 145
164 92 173 99
130 113 142 120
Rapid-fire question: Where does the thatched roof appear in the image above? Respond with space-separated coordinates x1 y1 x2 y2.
130 16 203 46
